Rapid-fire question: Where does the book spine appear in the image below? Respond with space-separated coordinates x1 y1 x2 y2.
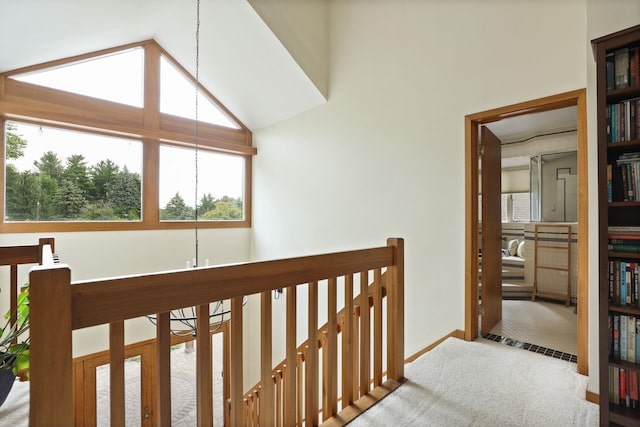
628 162 634 201
622 101 627 142
614 314 620 359
607 104 612 143
622 264 628 306
637 99 640 141
614 366 620 405
630 370 639 409
631 98 637 141
631 46 640 88
621 368 628 407
636 264 640 308
622 314 628 361
607 51 616 91
608 164 613 202
616 262 621 306
610 260 615 303
608 244 640 253
629 315 636 362
615 47 630 90
622 162 629 201
636 317 640 362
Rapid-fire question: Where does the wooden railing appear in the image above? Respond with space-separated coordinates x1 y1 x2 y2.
0 238 55 338
239 271 391 425
29 237 404 426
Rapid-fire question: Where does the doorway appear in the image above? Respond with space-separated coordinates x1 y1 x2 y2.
464 89 588 376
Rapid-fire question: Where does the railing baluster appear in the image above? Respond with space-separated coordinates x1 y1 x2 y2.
275 370 283 426
360 270 371 395
373 269 383 386
196 304 213 426
223 322 231 427
230 296 244 426
352 305 360 400
260 291 274 426
324 277 338 419
284 285 297 426
156 312 171 426
306 281 319 426
387 238 405 381
342 274 354 408
297 352 304 427
109 321 125 427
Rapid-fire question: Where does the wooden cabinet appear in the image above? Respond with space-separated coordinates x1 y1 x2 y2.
593 24 640 427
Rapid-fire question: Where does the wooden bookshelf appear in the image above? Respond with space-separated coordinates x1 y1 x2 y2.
593 24 640 427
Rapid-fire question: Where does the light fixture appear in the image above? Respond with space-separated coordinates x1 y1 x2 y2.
146 0 245 337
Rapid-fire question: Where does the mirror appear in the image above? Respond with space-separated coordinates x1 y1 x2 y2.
529 151 577 222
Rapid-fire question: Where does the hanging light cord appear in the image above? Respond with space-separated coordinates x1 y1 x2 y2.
194 0 200 267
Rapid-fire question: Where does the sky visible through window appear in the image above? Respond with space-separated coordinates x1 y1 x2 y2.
7 47 244 210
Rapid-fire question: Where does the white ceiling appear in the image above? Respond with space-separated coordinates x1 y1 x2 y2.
0 0 326 131
2 1 576 144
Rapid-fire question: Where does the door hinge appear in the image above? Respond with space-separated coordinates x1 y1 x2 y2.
479 304 485 316
479 145 485 157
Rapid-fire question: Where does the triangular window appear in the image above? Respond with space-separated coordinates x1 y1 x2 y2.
10 48 144 107
160 56 239 129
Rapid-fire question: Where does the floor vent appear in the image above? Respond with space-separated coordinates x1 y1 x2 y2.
484 333 577 363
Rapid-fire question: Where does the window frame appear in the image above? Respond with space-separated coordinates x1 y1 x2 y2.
0 40 254 232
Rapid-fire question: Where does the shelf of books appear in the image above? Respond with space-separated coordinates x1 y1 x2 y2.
594 24 640 427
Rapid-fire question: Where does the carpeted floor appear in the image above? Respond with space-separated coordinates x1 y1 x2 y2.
348 337 598 427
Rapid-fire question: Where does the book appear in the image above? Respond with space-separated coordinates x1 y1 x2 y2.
636 317 640 362
630 370 639 409
636 264 640 308
622 314 628 359
614 314 621 359
608 244 640 253
621 368 628 407
631 98 637 140
609 226 640 233
627 265 633 305
609 260 615 303
607 51 616 91
631 46 640 88
607 164 613 202
622 163 629 201
629 315 636 362
615 47 630 89
637 99 640 141
614 366 620 405
615 262 621 306
607 104 612 142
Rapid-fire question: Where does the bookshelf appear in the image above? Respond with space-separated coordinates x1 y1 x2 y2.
593 24 640 427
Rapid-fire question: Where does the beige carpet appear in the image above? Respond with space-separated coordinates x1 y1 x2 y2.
349 337 598 426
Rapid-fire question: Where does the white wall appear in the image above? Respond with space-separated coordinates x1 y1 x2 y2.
251 0 589 387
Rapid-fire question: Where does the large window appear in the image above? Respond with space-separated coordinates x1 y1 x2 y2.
501 193 530 223
159 145 244 221
5 122 142 222
0 40 254 232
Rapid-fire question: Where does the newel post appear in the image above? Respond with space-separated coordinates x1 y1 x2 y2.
386 238 405 382
29 264 73 427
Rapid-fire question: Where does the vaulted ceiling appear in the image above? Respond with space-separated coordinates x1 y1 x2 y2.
1 0 326 130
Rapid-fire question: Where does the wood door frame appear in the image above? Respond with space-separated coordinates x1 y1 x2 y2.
464 89 589 376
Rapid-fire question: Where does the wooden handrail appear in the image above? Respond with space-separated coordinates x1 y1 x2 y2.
0 238 54 343
29 238 404 426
